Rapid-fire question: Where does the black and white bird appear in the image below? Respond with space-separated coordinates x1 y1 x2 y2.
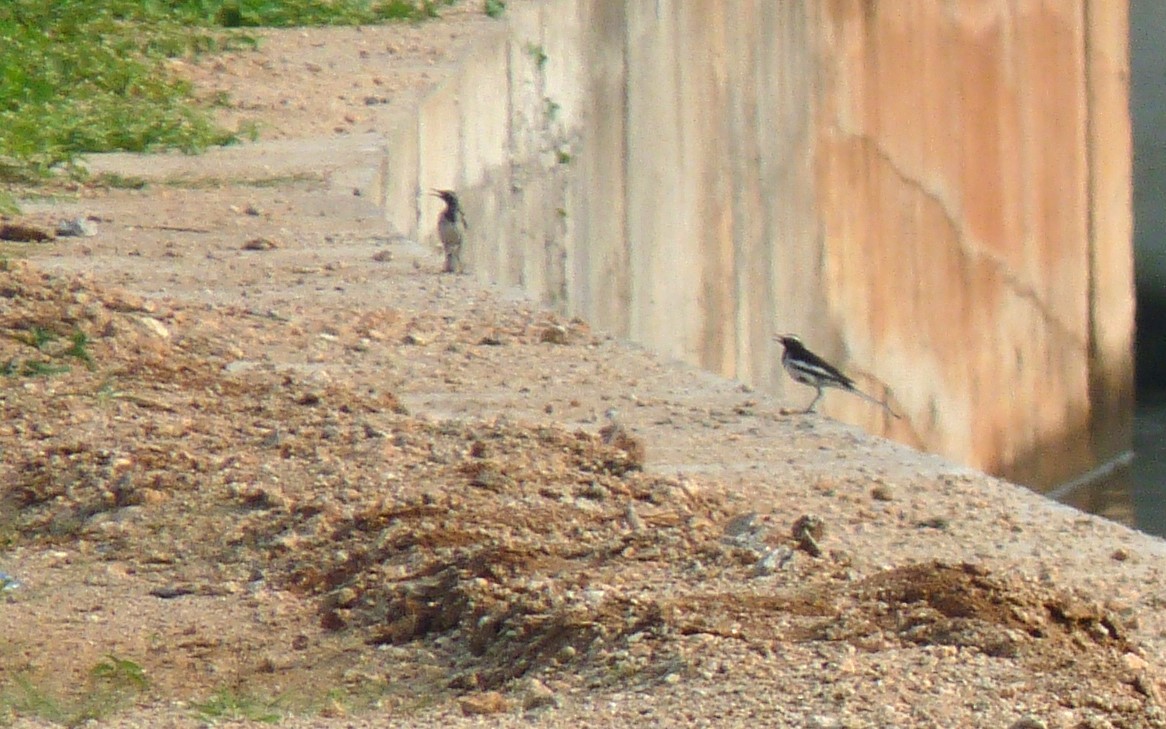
431 189 467 274
776 334 900 418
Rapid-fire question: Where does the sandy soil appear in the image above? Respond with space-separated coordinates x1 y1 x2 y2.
3 5 1166 728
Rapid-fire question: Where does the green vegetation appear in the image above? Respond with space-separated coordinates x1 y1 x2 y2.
0 2 240 179
62 330 96 369
0 0 457 184
88 171 149 190
0 655 149 726
485 0 506 18
191 0 454 28
191 688 283 724
525 42 548 70
545 97 561 122
3 325 96 378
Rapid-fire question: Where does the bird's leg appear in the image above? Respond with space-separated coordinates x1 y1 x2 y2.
803 387 823 414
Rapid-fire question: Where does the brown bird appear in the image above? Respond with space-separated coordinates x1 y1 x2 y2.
431 189 467 274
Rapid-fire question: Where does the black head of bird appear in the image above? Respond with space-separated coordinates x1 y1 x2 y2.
776 334 801 350
430 189 466 227
431 188 458 206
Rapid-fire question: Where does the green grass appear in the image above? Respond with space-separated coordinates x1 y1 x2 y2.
192 0 455 27
485 0 506 18
191 688 283 725
525 42 548 70
0 655 149 727
15 326 58 351
0 0 457 184
3 325 96 378
88 171 149 190
62 330 96 369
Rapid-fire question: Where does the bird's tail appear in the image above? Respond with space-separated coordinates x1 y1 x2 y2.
847 385 901 419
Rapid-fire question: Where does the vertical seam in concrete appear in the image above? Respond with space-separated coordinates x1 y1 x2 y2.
622 0 633 337
505 11 515 279
1084 0 1099 380
411 115 422 239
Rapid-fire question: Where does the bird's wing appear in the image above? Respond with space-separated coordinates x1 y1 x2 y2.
795 347 855 387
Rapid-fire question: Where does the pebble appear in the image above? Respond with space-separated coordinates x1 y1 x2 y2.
459 691 510 716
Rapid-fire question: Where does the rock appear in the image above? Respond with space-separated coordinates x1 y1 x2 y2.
56 218 97 237
791 514 825 557
624 503 645 532
521 678 557 711
134 316 171 340
0 572 22 591
1007 717 1047 729
540 324 568 344
752 545 794 576
242 237 279 250
723 511 769 549
104 289 154 313
459 691 509 716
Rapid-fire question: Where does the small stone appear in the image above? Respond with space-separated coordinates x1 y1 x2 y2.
540 324 568 344
1123 651 1149 672
723 511 771 550
459 691 509 716
522 678 557 711
140 489 167 506
134 316 171 340
624 503 645 532
752 545 794 576
1111 548 1130 562
242 237 279 251
916 516 949 530
318 698 346 718
791 514 825 557
104 289 152 313
1008 717 1047 729
331 587 358 608
297 391 323 406
56 218 97 237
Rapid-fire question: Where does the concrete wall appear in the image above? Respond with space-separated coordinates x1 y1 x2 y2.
383 0 1133 490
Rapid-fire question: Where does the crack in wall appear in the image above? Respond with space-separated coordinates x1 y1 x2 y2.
846 129 1088 352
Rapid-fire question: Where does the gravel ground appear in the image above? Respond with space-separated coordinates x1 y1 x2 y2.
2 5 1165 728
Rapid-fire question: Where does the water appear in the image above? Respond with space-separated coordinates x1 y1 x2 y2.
1132 394 1166 537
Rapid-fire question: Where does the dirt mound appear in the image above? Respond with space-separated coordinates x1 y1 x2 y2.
2 261 1164 725
0 260 714 691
